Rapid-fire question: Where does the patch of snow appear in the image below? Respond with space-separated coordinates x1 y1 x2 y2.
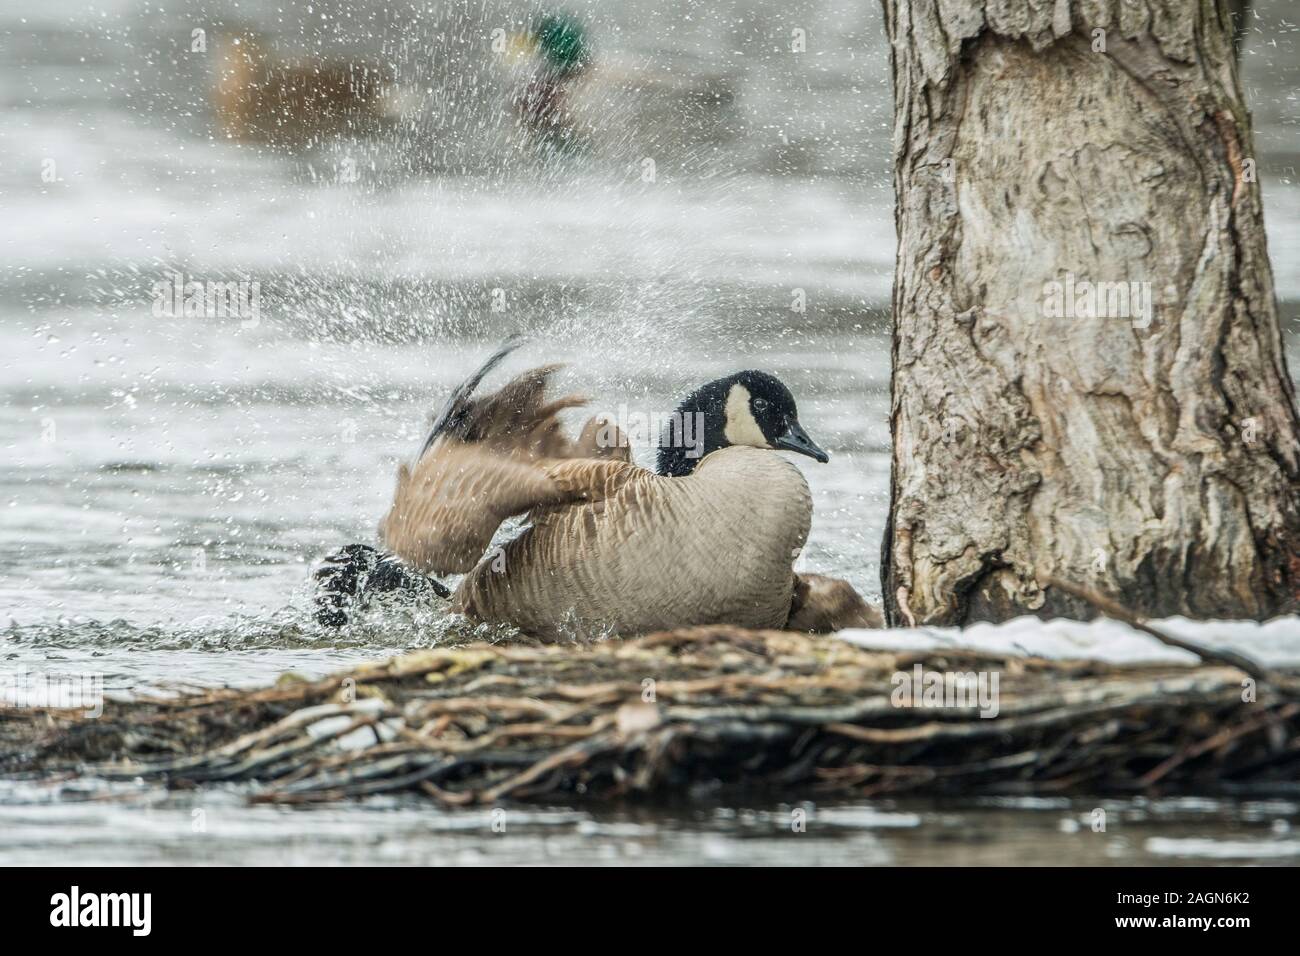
837 615 1300 668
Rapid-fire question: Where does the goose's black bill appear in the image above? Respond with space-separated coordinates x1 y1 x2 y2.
774 419 829 463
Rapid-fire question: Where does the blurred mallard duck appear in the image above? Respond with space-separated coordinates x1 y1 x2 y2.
502 12 733 145
212 31 395 145
509 13 594 138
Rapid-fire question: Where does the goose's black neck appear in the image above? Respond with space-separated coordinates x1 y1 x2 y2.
656 379 731 477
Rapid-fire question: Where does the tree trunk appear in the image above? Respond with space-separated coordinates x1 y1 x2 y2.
1225 0 1251 61
881 0 1300 626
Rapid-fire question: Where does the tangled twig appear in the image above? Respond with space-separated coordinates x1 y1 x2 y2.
2 627 1296 804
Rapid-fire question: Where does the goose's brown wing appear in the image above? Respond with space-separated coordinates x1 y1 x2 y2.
378 358 638 575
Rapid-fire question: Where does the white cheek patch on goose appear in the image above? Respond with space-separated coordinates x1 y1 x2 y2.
724 383 768 448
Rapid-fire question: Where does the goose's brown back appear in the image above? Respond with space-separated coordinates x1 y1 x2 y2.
452 445 812 638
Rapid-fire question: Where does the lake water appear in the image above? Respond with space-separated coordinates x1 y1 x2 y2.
3 0 1299 864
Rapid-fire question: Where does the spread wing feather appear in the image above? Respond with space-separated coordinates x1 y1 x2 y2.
379 348 643 575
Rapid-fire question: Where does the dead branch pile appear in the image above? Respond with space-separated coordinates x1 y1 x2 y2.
3 627 1297 804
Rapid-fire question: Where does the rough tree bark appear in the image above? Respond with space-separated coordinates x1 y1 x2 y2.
1226 0 1251 60
881 0 1300 626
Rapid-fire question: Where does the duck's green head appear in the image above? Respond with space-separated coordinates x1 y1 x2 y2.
657 370 829 477
532 12 592 77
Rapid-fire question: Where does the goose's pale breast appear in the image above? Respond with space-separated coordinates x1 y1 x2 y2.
453 446 813 638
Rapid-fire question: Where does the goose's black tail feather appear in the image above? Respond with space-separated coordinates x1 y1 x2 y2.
313 544 450 627
418 333 525 459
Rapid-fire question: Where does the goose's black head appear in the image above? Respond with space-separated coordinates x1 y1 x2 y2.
656 370 829 477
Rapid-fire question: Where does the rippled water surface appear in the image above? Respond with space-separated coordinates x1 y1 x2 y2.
2 782 1296 866
4 0 1300 864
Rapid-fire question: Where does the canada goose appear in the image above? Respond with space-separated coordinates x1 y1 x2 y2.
212 31 394 145
315 341 883 636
